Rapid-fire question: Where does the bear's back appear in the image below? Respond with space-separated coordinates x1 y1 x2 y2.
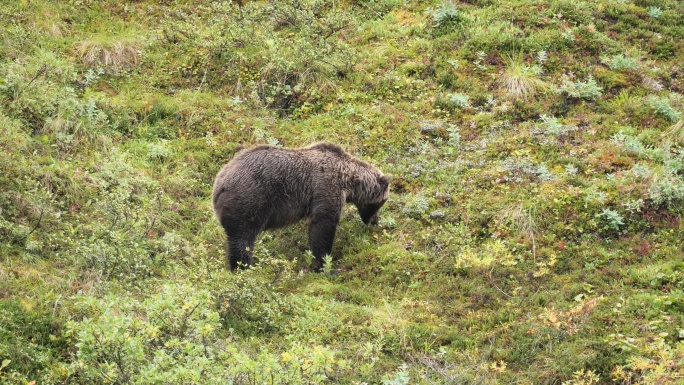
234 143 348 174
226 145 312 182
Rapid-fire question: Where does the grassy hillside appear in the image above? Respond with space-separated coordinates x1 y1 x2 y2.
1 0 683 383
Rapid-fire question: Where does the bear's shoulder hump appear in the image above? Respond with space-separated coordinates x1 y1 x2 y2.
307 142 347 156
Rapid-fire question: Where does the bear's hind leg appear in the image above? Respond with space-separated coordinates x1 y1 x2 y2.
227 231 258 270
226 237 241 271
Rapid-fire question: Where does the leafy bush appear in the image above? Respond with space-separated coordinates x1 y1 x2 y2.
62 284 346 384
201 0 358 113
0 300 64 383
214 264 294 334
76 235 155 281
65 285 225 383
0 59 112 151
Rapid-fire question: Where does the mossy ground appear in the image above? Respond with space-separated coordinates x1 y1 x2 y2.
1 0 683 384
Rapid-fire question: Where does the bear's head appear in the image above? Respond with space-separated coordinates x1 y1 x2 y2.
357 173 392 225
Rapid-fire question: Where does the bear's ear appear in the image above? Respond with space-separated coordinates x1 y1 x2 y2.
379 173 393 186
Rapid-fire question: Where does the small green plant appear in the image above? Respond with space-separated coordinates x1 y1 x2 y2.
621 198 644 213
602 54 637 71
382 363 411 385
558 75 603 100
474 50 487 71
561 369 601 385
83 67 104 86
500 157 555 182
402 194 430 219
536 164 554 181
648 95 682 122
562 28 576 41
322 254 334 274
565 164 578 176
146 140 173 161
536 49 548 65
584 188 607 206
611 131 651 157
649 173 684 208
536 114 577 137
448 92 470 108
647 6 664 19
379 214 397 229
300 249 316 267
599 208 624 231
446 124 461 147
630 163 651 179
429 209 446 219
428 2 462 33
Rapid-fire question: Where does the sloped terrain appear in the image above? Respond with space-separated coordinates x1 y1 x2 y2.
1 1 683 383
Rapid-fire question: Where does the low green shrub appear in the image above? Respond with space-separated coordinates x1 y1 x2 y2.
61 283 348 384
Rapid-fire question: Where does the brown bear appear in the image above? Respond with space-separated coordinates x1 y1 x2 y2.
212 142 392 271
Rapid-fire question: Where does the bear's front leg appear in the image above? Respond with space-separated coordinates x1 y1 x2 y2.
308 210 341 271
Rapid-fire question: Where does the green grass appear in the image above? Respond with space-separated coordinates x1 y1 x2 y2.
1 0 684 384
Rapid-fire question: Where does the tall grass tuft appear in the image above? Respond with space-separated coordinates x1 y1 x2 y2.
499 52 548 101
75 39 141 74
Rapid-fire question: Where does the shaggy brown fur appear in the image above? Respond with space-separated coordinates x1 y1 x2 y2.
212 142 392 271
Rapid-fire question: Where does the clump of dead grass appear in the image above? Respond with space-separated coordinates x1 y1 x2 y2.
75 39 141 73
662 118 684 146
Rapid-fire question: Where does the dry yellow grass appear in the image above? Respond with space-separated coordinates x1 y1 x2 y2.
496 201 538 261
662 118 684 145
75 39 141 73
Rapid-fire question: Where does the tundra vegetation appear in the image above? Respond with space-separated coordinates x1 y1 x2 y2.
1 0 683 384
